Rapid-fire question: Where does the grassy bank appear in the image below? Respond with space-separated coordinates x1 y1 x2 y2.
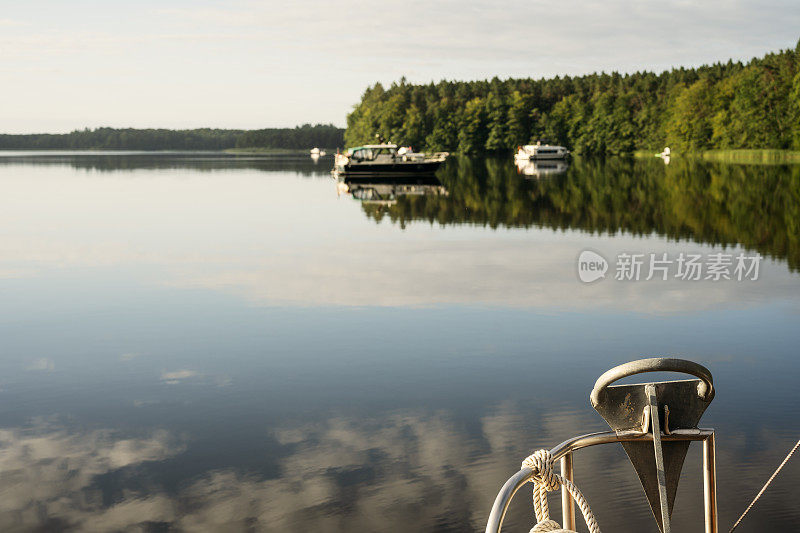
692 149 800 164
635 149 800 164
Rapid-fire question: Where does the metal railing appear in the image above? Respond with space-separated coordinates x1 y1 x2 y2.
485 428 717 533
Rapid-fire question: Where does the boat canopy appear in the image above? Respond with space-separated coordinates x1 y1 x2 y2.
350 144 398 150
346 144 399 160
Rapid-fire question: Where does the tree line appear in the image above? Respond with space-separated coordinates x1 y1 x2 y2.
0 124 344 151
345 40 800 154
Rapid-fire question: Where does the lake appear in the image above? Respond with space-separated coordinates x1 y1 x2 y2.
1 152 798 532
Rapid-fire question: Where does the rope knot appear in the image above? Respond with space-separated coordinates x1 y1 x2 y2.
522 449 560 492
530 519 564 532
520 449 600 532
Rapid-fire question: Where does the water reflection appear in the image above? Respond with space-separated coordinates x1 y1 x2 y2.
337 175 448 206
0 406 681 531
356 157 800 270
1 154 798 311
2 405 797 531
1 153 799 532
0 423 181 530
515 158 569 177
0 151 331 176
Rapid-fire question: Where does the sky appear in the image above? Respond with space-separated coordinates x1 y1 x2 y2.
1 0 799 133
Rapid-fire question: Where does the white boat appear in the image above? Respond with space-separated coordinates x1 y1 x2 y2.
656 147 670 165
310 147 321 156
515 141 570 161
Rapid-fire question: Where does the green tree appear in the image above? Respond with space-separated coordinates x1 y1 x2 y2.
457 98 488 154
341 41 800 155
484 91 509 151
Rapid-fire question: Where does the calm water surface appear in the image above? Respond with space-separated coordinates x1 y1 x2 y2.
1 152 799 532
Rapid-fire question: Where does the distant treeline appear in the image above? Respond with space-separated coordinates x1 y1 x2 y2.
0 124 344 151
235 124 343 150
345 40 800 154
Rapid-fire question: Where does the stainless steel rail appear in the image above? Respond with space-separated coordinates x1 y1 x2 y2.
485 428 716 533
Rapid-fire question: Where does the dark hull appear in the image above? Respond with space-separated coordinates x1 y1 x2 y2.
337 160 443 176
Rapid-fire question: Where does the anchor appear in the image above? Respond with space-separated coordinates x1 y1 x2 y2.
590 358 715 533
485 357 718 533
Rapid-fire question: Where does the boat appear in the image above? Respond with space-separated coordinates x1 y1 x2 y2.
486 358 719 533
515 141 570 161
310 147 321 156
656 147 671 165
333 144 448 177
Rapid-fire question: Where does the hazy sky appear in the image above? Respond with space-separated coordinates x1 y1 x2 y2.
2 0 799 133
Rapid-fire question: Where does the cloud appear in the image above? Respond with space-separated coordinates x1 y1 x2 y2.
0 423 182 531
160 369 199 384
0 404 795 530
2 0 798 131
0 402 744 531
147 0 800 73
164 238 800 314
0 406 573 531
26 358 55 372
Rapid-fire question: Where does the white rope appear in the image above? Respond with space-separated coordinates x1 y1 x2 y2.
729 437 800 533
530 519 563 532
522 449 601 533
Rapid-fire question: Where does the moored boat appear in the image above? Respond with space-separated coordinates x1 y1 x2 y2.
515 141 570 161
656 146 671 165
334 144 448 176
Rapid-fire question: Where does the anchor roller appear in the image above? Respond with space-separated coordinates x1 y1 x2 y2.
590 358 715 533
485 357 718 533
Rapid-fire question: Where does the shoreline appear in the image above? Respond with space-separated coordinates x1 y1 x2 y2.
223 148 328 155
634 148 800 164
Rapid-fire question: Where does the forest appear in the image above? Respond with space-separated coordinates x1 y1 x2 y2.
345 40 800 155
0 124 344 151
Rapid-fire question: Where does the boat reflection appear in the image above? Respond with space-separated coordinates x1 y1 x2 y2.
336 175 448 206
515 158 569 177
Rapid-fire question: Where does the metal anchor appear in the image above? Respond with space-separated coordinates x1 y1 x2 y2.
590 358 715 533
